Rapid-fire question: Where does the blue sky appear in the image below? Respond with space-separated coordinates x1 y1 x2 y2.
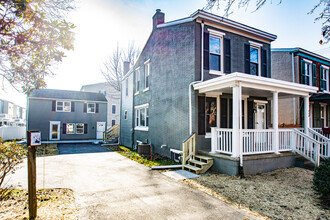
4 0 330 106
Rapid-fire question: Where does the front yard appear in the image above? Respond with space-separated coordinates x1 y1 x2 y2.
184 167 329 219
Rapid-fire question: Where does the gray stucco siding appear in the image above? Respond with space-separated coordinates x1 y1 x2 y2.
28 99 107 141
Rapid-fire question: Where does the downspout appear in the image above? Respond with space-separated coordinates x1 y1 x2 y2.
189 22 205 135
292 52 296 125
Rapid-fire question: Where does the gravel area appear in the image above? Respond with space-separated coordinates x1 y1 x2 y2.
184 167 329 220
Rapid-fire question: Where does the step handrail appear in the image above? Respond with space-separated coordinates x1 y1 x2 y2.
103 124 119 142
182 133 196 169
308 128 330 159
293 128 321 166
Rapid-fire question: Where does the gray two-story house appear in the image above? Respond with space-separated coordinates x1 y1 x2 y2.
121 9 318 175
28 89 107 142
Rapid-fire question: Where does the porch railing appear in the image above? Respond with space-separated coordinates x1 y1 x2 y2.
211 128 232 154
242 129 274 155
308 128 330 159
279 129 293 151
311 127 330 139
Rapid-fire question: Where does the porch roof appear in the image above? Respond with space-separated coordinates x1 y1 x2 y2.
194 72 318 97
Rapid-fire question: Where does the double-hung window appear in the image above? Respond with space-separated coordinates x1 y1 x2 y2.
135 104 149 131
209 29 225 75
320 65 329 92
76 123 84 134
56 101 71 112
124 110 128 120
135 68 140 94
87 103 95 113
66 123 75 134
125 79 128 96
248 41 262 76
301 59 314 86
144 59 150 90
112 104 116 114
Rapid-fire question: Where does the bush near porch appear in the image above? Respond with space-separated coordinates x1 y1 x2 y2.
184 167 329 219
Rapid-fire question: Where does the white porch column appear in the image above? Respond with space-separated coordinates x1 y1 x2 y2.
304 96 310 134
273 91 279 154
232 85 241 157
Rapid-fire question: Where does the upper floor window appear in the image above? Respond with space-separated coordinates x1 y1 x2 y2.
208 29 225 75
57 101 71 112
87 103 95 113
125 79 128 96
301 59 316 86
320 65 329 92
112 104 116 114
250 46 260 75
245 41 267 77
135 104 149 131
144 60 150 90
135 68 140 94
124 110 128 120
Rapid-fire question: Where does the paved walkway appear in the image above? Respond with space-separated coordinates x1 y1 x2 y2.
7 144 260 220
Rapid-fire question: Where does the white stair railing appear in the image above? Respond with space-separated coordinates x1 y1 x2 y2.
308 128 330 159
293 129 320 166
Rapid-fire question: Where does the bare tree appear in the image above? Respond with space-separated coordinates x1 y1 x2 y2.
101 42 140 91
204 0 330 44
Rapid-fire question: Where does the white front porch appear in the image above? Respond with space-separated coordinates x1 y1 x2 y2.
194 72 321 164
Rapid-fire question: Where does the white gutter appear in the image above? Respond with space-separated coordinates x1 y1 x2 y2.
292 52 296 124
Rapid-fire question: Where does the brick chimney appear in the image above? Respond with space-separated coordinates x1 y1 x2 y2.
152 9 165 30
123 61 130 75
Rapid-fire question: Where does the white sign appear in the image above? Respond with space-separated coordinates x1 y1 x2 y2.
30 132 41 146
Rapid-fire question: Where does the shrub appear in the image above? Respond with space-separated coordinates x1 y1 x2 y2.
0 139 27 189
313 158 330 206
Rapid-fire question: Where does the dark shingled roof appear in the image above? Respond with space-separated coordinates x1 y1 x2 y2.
29 89 107 102
310 93 330 103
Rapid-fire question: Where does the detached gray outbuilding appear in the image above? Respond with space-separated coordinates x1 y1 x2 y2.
28 89 107 142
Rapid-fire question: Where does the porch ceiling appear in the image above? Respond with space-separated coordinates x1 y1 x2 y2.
194 72 318 97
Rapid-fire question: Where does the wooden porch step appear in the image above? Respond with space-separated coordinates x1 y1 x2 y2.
188 159 207 166
183 164 202 173
194 155 213 162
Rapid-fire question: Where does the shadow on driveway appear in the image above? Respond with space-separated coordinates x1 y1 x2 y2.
57 143 110 155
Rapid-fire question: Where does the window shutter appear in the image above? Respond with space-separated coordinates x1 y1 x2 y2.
261 48 267 77
96 103 99 113
52 101 56 111
300 60 306 84
203 32 210 70
84 124 88 134
63 123 66 134
224 38 231 73
248 101 254 129
312 63 317 87
244 44 250 74
320 66 324 91
198 96 206 135
71 102 75 112
220 98 227 128
83 103 87 113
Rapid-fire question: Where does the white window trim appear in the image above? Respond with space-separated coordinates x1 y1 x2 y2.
124 110 128 120
208 29 225 76
135 67 141 95
66 123 75 134
144 59 150 64
303 59 313 86
144 60 150 90
249 44 262 76
134 103 149 131
321 65 329 92
112 104 116 114
56 101 71 112
87 103 96 113
76 123 84 134
143 87 150 92
249 41 263 47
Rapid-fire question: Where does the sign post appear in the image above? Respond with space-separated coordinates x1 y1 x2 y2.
27 130 41 219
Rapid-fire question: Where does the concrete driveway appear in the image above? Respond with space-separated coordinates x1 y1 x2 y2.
8 144 260 220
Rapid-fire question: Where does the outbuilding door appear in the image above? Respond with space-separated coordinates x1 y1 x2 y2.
96 122 106 139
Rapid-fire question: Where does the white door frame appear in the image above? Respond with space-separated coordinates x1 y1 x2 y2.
254 102 266 129
49 121 61 140
96 122 106 139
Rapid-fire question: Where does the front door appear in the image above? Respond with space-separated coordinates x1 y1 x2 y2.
50 121 60 140
255 103 266 129
97 122 106 139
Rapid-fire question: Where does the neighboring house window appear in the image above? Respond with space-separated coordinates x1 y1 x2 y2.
208 29 225 75
135 68 140 94
57 101 71 112
76 123 84 134
124 110 128 120
87 103 95 113
112 104 116 114
144 60 150 90
66 123 75 134
112 120 116 126
135 104 149 131
126 79 128 96
320 65 329 92
301 59 316 86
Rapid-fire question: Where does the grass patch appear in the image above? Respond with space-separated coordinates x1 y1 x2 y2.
107 146 179 167
36 143 59 157
0 188 78 219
